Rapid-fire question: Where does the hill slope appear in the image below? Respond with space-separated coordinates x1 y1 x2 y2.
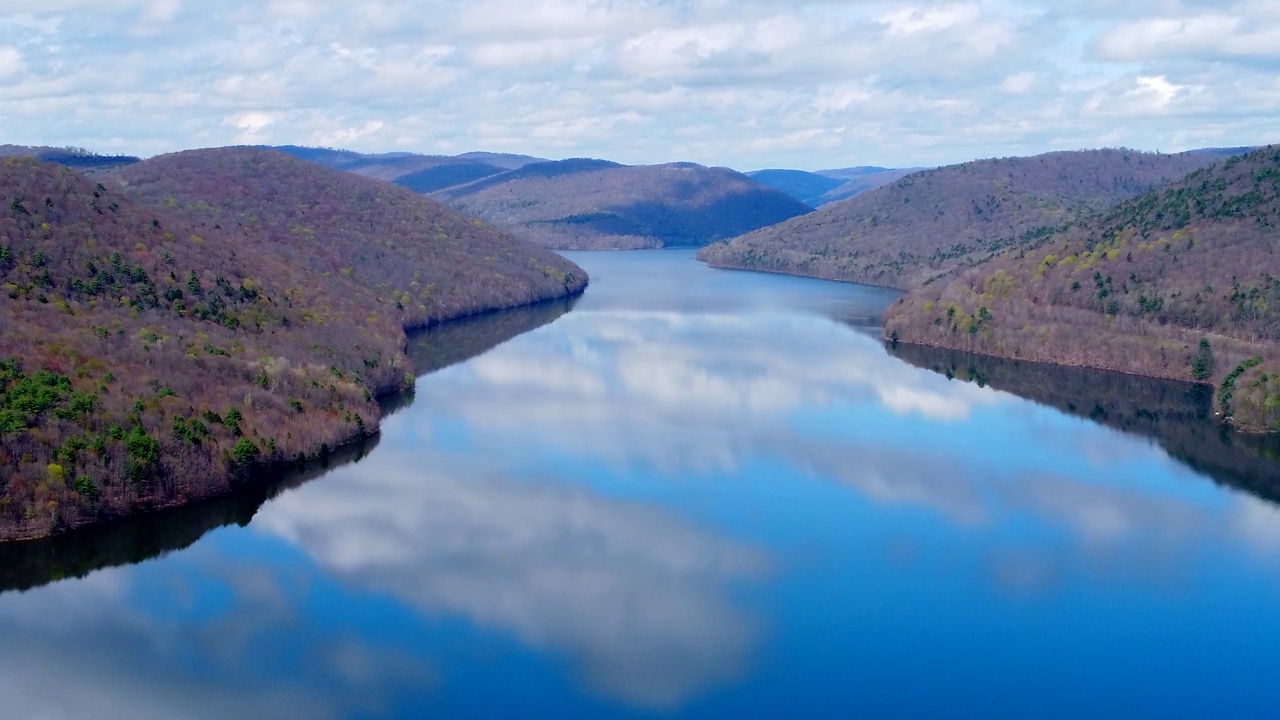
269 146 544 183
394 160 507 194
0 145 139 173
267 145 454 182
0 150 584 540
455 151 545 170
435 159 813 249
700 149 1224 290
885 145 1280 430
814 167 921 205
746 170 844 207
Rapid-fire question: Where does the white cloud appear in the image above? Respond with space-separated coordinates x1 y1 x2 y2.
880 3 984 37
1001 71 1038 94
1095 11 1280 61
0 45 23 79
0 0 1277 167
222 110 279 142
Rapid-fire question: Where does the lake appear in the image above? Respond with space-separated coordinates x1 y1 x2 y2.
5 249 1280 718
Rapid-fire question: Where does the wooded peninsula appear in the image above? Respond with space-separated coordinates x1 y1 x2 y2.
0 147 586 541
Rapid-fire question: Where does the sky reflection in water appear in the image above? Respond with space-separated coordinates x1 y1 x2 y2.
5 250 1280 718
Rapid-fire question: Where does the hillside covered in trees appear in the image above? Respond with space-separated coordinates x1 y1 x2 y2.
433 159 813 249
0 298 575 591
0 149 585 540
885 146 1280 431
268 145 544 183
269 145 812 249
0 145 139 173
745 170 845 206
811 166 922 205
699 149 1225 289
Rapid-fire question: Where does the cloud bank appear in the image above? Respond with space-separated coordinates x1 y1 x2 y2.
1 1 1276 167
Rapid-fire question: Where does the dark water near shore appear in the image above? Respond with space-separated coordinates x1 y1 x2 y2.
6 249 1280 718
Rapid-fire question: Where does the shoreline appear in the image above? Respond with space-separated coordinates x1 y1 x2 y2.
0 287 587 545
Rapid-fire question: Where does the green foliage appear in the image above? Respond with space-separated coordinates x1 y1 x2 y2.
124 427 159 466
172 417 209 444
0 361 75 431
1191 338 1214 381
73 475 98 501
231 438 260 466
124 427 160 484
1219 356 1263 417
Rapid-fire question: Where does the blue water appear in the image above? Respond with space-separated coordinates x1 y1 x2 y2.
5 249 1280 718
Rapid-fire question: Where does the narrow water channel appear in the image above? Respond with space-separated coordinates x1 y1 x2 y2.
4 249 1280 719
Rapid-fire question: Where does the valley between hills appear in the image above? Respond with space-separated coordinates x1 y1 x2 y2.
4 139 1280 541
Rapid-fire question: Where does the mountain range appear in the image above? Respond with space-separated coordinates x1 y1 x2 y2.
430 158 812 249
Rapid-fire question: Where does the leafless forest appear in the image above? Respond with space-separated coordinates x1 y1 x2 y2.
0 149 586 540
886 146 1280 430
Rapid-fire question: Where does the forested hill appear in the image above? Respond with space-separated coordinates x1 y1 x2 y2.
267 145 543 183
0 145 139 172
813 167 920 205
699 149 1225 290
109 147 585 327
885 145 1280 430
745 170 844 206
0 151 585 541
432 159 813 249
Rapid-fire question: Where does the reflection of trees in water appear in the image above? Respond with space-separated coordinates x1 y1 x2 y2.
891 342 1280 504
380 296 576 417
0 437 379 595
0 299 576 594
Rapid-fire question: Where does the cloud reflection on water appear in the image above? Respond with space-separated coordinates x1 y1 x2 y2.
440 311 1003 475
0 551 431 720
9 256 1280 717
253 449 768 709
396 308 1280 593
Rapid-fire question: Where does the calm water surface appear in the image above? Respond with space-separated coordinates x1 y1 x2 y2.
6 249 1280 718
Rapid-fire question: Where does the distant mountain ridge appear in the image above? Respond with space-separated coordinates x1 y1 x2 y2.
393 161 508 194
813 167 922 205
700 148 1232 290
746 166 923 207
266 145 546 183
745 170 844 206
432 159 813 249
268 146 813 249
0 145 139 172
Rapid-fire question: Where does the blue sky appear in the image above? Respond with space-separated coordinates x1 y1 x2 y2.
1 0 1277 169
